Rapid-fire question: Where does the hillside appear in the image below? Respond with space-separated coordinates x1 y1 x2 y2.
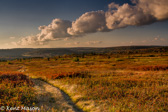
0 46 167 60
0 47 168 111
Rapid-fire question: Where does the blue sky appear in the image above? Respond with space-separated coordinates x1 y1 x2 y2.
0 0 168 48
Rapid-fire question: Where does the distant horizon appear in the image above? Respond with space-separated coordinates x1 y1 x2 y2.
1 45 167 50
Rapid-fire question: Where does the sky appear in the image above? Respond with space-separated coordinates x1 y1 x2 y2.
0 0 168 48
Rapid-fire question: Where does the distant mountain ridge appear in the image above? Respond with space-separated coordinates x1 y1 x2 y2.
0 46 167 60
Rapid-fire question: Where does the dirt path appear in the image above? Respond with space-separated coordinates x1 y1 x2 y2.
18 66 83 112
32 78 83 112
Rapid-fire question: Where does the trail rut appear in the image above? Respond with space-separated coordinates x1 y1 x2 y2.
18 66 83 112
32 78 83 112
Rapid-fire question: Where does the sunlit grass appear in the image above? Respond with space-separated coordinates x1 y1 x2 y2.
0 51 168 111
59 71 168 111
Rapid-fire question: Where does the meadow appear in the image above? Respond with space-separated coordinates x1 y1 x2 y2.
0 72 37 111
0 47 168 111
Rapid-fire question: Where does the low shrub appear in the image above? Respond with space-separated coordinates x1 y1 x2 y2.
50 71 91 79
73 57 79 62
131 65 168 71
115 58 124 61
0 72 36 107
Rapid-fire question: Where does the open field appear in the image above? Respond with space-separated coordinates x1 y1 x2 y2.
0 72 37 111
0 47 168 111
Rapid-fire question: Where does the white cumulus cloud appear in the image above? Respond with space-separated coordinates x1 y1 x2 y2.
15 0 168 46
37 19 72 42
106 0 168 29
67 10 109 36
17 19 72 46
86 41 102 45
9 37 16 39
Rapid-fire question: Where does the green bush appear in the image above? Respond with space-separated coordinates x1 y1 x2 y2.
7 61 12 64
115 58 124 61
73 57 79 62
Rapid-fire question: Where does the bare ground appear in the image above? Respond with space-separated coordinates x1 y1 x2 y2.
18 66 83 112
31 78 83 112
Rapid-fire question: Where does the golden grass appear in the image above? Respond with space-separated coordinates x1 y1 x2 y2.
0 52 168 111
